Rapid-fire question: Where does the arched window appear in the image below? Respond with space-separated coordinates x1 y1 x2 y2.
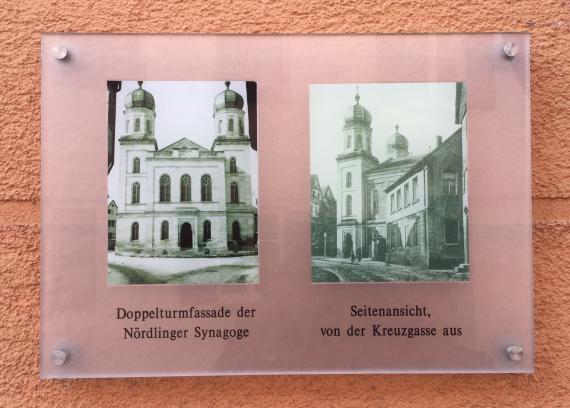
232 220 241 241
180 174 191 202
229 157 237 173
230 181 239 203
133 157 140 173
203 220 211 241
126 120 130 132
131 182 140 204
346 172 352 188
346 134 352 149
161 220 169 240
145 119 151 135
130 222 139 241
134 118 140 132
218 120 222 134
346 195 352 216
372 189 379 215
239 119 244 135
355 133 362 150
228 118 234 132
159 174 171 202
201 174 212 202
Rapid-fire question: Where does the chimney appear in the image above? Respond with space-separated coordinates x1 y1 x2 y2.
436 135 443 147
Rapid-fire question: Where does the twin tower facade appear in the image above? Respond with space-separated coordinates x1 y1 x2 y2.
113 81 256 256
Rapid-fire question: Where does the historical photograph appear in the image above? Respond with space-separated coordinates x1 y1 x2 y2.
107 80 259 285
310 82 468 282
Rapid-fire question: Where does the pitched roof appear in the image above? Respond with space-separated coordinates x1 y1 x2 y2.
321 185 336 201
385 128 462 193
366 155 424 175
311 174 321 190
157 137 209 153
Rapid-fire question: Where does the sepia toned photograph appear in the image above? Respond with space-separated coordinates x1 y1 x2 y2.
311 82 468 282
107 80 258 285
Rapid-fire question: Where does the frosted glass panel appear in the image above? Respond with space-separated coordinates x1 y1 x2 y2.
41 33 532 377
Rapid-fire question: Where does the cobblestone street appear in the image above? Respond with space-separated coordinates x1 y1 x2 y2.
312 257 468 282
108 253 259 285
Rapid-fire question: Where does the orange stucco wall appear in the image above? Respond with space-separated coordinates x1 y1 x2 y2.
1 0 569 406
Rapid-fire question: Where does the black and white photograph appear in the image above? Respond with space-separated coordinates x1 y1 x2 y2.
107 80 259 285
310 82 468 283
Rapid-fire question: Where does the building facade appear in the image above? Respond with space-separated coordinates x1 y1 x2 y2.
335 87 465 270
112 81 257 256
385 130 465 268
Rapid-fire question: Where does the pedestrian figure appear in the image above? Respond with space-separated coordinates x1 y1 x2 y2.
356 247 362 263
350 250 355 264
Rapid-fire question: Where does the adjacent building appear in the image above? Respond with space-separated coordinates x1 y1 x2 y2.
385 129 465 268
456 82 468 268
112 81 257 256
108 200 117 250
311 175 337 257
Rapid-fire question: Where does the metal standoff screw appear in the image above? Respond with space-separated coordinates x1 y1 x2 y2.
51 349 68 366
503 42 519 60
505 345 523 361
52 45 69 61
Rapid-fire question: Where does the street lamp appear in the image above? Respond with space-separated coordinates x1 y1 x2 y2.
323 232 327 258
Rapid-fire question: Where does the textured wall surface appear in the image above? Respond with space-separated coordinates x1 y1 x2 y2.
1 0 569 406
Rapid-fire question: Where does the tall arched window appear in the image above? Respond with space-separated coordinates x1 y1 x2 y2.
239 119 244 135
133 157 140 173
130 222 139 241
229 157 237 173
218 120 222 134
355 133 362 150
145 119 151 135
159 174 171 202
228 118 234 132
372 189 379 215
203 220 211 241
346 195 352 216
131 182 140 204
134 118 140 132
232 220 241 241
180 174 191 202
230 181 239 203
346 172 352 188
201 174 212 202
126 120 130 132
161 220 169 240
346 134 352 149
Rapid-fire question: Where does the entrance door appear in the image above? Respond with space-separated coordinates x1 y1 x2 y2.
180 222 193 249
342 233 353 258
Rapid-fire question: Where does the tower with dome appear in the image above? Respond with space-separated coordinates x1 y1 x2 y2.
336 88 426 261
113 81 257 256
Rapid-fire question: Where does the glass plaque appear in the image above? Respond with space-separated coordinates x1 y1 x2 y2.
41 33 532 377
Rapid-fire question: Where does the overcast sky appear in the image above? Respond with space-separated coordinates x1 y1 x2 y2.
310 82 462 201
108 80 258 203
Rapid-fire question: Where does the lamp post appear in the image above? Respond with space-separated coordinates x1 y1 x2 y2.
323 232 327 258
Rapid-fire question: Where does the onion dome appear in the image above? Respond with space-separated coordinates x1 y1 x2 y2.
124 81 155 110
214 81 244 113
386 125 409 154
344 89 372 126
